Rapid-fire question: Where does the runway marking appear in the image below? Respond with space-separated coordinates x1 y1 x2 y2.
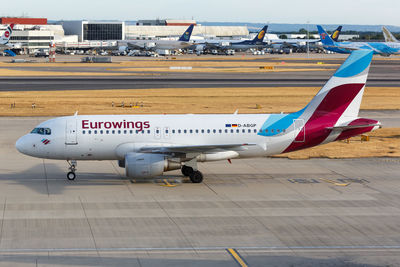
319 178 350 186
227 248 248 267
161 179 177 187
0 245 399 253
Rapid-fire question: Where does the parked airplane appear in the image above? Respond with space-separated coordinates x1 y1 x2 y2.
382 26 398 43
16 50 381 183
267 25 342 50
0 24 16 56
317 25 400 56
123 24 195 51
194 25 268 52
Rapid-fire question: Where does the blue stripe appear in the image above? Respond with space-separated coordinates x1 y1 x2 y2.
334 50 373 78
258 107 306 137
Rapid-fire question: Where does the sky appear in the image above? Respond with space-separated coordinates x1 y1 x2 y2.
1 0 399 26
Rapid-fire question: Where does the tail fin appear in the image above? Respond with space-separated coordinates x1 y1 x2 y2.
281 50 374 152
0 24 14 45
317 25 335 46
178 24 194 42
330 26 342 41
302 50 373 121
382 26 398 42
251 25 268 42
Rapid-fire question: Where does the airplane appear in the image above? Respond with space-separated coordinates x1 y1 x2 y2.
16 50 381 183
121 24 195 52
193 25 268 52
317 25 400 56
0 24 17 56
382 26 398 43
267 25 342 51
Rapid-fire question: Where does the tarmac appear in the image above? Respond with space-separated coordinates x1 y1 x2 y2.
1 53 400 90
0 117 399 266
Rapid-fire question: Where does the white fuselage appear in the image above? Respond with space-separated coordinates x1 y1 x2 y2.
16 114 299 161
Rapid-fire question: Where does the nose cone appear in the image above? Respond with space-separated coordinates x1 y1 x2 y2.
16 135 30 155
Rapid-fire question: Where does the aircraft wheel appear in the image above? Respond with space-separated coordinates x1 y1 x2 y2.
67 172 76 181
181 165 194 177
189 171 203 183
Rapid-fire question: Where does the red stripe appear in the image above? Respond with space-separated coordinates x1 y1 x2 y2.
284 83 365 153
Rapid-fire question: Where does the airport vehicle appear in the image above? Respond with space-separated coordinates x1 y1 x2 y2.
0 24 17 56
318 25 400 56
194 25 268 52
124 24 194 52
382 26 398 43
16 50 381 183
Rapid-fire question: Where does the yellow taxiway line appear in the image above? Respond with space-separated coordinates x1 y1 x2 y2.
227 248 248 267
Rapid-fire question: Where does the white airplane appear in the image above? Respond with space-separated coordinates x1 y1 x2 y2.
123 24 195 51
16 50 381 183
0 24 16 56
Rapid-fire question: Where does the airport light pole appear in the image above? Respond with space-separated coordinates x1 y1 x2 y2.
306 21 310 58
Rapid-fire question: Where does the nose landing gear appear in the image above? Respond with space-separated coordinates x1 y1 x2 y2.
67 160 77 181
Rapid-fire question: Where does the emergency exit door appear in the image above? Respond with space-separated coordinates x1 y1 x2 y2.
65 118 78 145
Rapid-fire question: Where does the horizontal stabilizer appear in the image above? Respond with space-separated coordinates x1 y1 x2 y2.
327 124 380 130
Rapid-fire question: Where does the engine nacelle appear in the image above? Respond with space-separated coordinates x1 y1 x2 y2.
124 152 180 179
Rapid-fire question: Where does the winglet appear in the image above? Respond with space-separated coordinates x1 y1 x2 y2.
74 111 78 116
234 109 238 115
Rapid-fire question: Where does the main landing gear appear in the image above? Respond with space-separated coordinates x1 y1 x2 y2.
181 165 203 183
67 160 77 181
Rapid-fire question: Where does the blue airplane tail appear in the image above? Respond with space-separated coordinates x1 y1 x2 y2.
317 25 335 46
331 26 342 41
251 25 268 43
178 24 194 42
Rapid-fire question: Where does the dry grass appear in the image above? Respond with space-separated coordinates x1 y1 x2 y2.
274 128 400 159
0 87 398 117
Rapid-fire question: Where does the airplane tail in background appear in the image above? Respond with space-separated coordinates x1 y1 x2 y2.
317 25 335 46
178 24 194 42
330 26 342 41
0 24 14 45
382 26 398 42
251 25 268 43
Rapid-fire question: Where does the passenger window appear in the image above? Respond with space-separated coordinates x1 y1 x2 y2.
271 129 274 133
265 129 268 133
172 129 175 134
141 130 144 134
136 130 139 134
236 129 239 133
178 129 181 133
166 129 169 134
219 129 222 133
190 129 193 134
242 129 245 133
147 130 150 134
124 130 127 134
254 129 257 133
201 129 204 133
283 129 286 133
94 130 97 134
83 130 86 134
195 129 199 133
106 130 109 134
129 130 133 134
231 129 233 133
88 130 92 134
277 129 280 132
207 129 210 133
100 130 103 134
225 129 228 133
248 129 251 133
184 130 187 134
112 130 115 134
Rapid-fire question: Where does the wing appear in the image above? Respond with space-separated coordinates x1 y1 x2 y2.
139 143 256 154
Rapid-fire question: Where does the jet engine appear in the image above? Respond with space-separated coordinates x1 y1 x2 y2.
123 152 180 179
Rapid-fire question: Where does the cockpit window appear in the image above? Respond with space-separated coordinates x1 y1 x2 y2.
31 128 51 135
